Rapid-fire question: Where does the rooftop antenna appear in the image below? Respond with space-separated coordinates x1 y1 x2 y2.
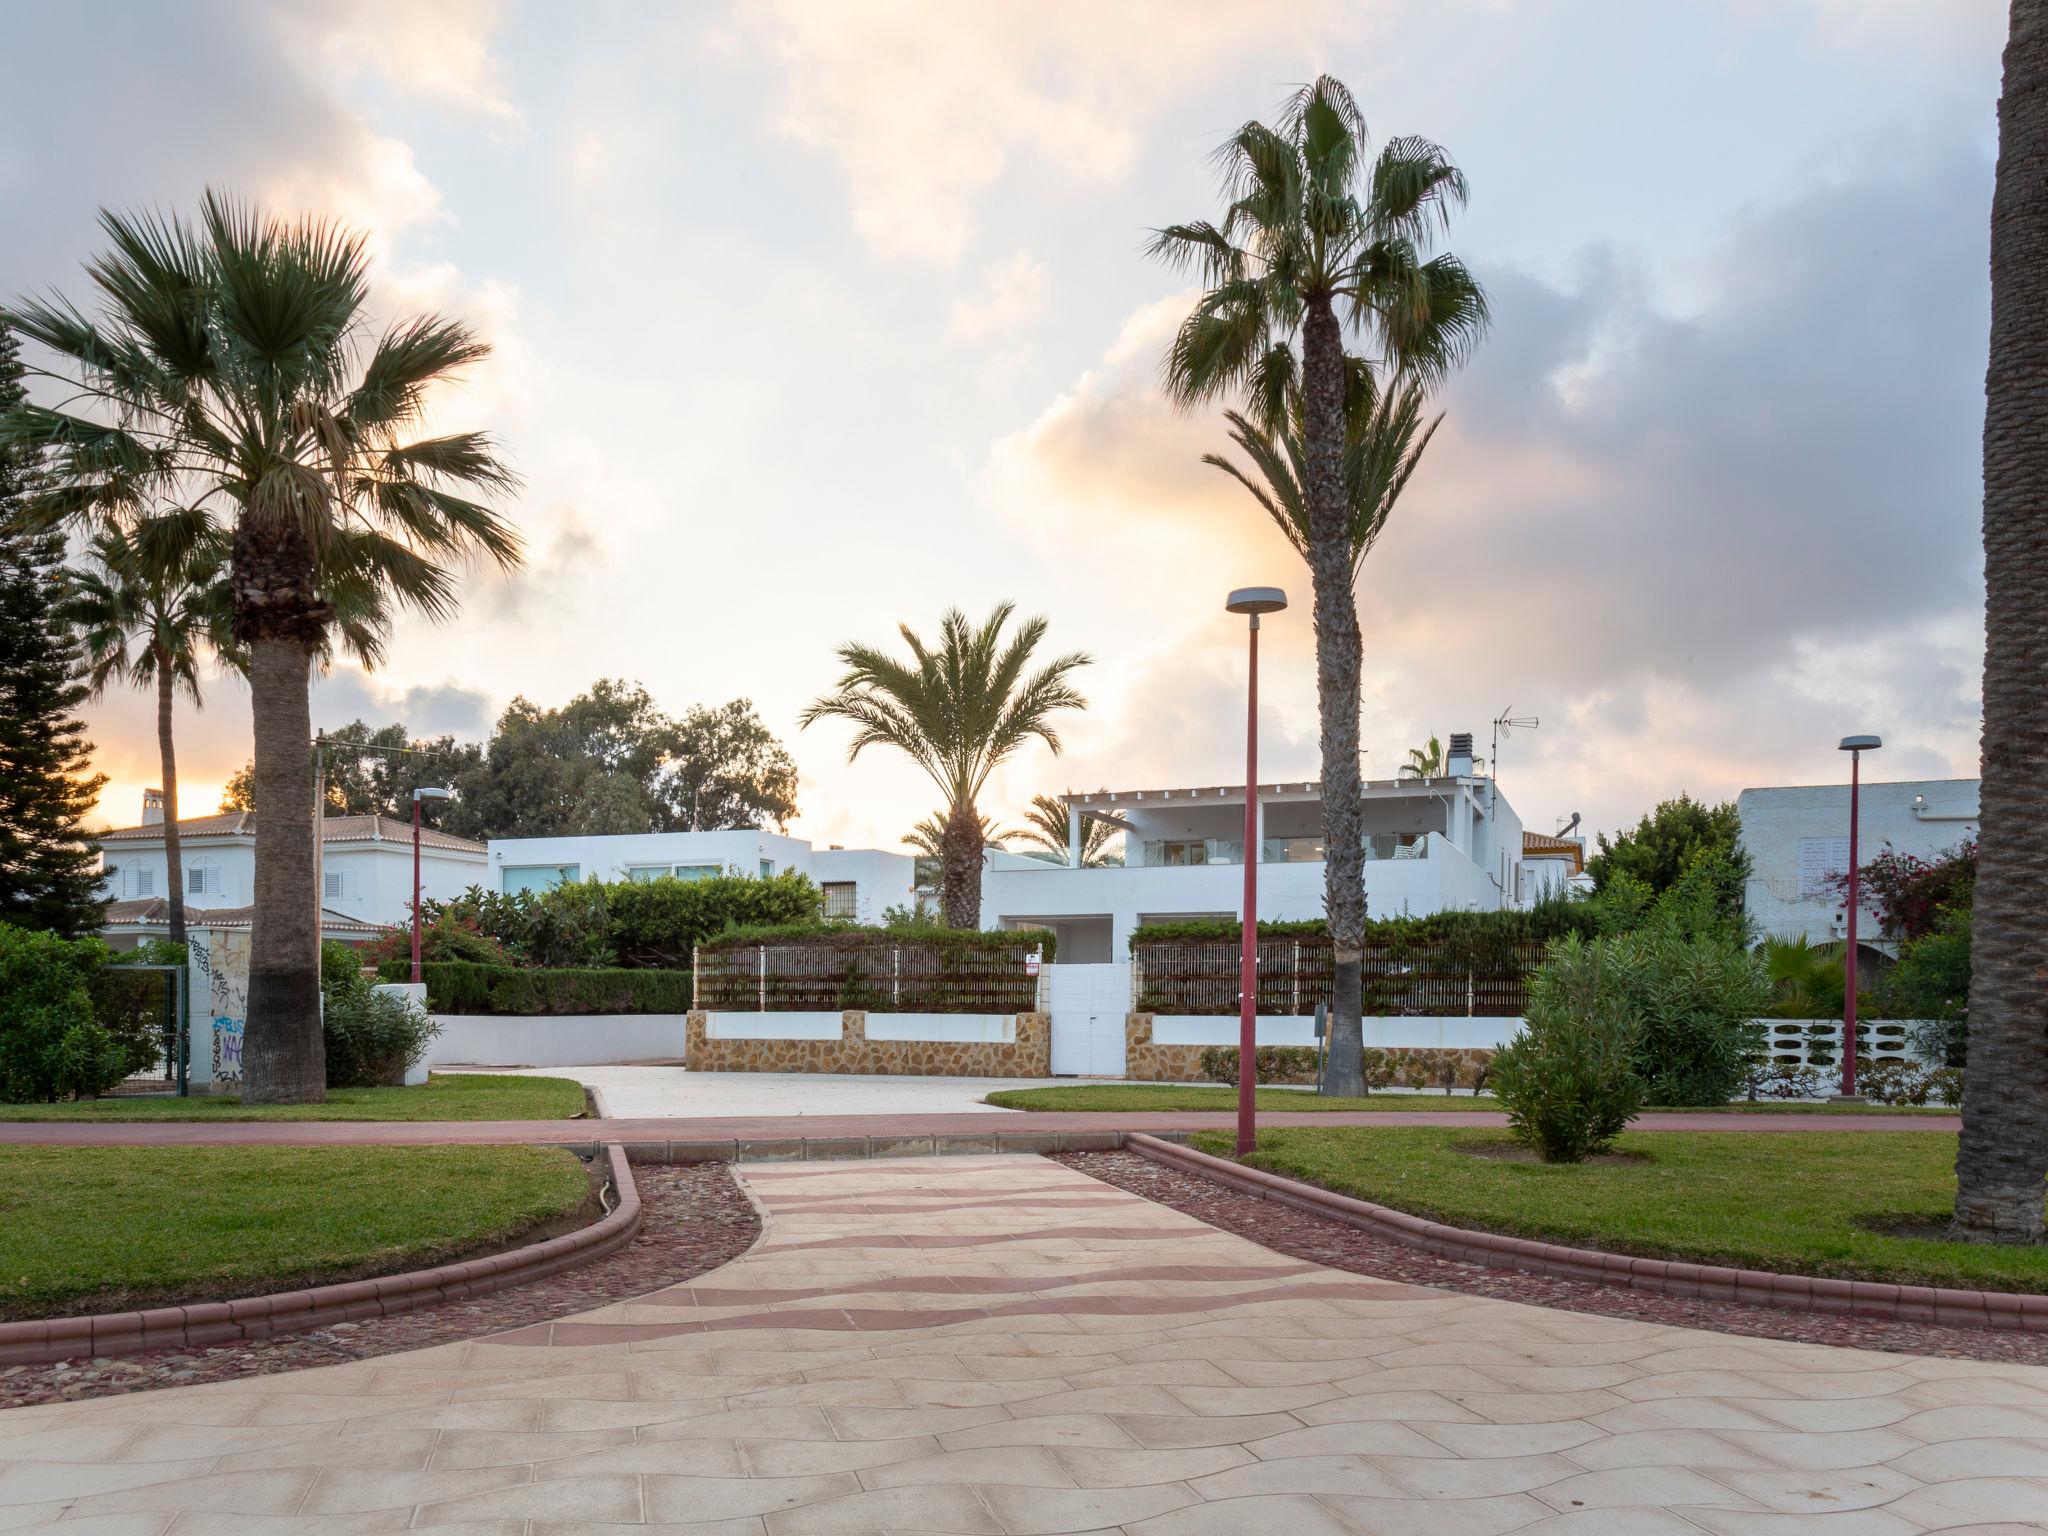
1490 706 1538 796
1556 811 1581 838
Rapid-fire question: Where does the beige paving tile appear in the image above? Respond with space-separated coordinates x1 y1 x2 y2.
416 1474 646 1524
1316 1493 1556 1535
739 1433 938 1476
1533 1464 1760 1510
1708 1463 1925 1513
760 1482 1004 1534
858 1444 1074 1488
975 1479 1204 1532
1110 1412 1306 1449
937 1414 1138 1451
1884 1477 2048 1527
1121 1493 1361 1536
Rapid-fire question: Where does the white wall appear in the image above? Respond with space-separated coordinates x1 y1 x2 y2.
1738 779 1978 950
424 1013 687 1066
101 837 483 926
700 1012 1017 1043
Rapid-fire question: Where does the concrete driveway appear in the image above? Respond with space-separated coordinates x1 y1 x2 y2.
451 1066 1067 1118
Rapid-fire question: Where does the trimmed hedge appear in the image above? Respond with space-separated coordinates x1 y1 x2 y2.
377 960 692 1016
702 922 1058 959
695 924 1051 1013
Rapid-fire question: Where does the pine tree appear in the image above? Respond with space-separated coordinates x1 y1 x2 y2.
0 329 106 935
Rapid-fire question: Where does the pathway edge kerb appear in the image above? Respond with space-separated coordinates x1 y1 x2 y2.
0 1144 644 1367
1123 1132 2048 1333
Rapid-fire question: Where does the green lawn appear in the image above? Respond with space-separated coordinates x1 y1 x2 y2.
985 1083 1953 1115
0 1072 586 1122
1189 1125 2048 1292
0 1145 592 1320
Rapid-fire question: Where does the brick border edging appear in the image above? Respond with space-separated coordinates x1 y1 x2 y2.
0 1144 644 1367
1125 1132 2048 1333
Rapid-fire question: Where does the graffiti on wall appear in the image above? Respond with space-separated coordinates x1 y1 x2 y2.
187 929 251 1086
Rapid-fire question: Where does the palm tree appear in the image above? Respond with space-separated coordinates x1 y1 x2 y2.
1955 0 2048 1243
904 809 1009 890
1400 735 1444 781
2 194 521 1103
804 604 1089 928
1016 793 1122 867
59 511 228 944
1153 77 1487 1095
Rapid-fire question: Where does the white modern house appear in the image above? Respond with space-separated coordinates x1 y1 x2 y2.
93 791 487 949
1737 777 1979 956
980 740 1529 962
485 830 916 925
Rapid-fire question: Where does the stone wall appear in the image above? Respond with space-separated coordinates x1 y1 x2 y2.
685 1011 1050 1077
1124 1014 1497 1089
1125 1014 1208 1083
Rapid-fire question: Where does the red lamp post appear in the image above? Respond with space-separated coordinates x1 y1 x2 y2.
1227 587 1288 1156
1835 735 1880 1099
411 786 455 984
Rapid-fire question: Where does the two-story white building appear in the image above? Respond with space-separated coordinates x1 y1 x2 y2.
93 791 488 949
980 750 1529 963
1737 776 1979 955
484 830 917 925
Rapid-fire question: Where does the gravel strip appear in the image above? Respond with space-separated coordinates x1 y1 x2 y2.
1055 1148 2048 1366
0 1161 760 1410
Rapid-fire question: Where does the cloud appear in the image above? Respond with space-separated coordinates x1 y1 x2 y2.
950 250 1050 341
282 0 525 135
983 142 1992 839
718 0 1354 263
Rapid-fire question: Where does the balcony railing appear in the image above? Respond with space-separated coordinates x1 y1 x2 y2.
1132 833 1434 868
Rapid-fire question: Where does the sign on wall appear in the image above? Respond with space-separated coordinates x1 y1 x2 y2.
187 928 251 1086
1796 837 1851 901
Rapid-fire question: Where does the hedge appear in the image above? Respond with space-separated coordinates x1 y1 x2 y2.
377 960 692 1016
694 924 1051 1013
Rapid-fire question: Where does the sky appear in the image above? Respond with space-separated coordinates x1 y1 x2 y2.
0 0 2006 855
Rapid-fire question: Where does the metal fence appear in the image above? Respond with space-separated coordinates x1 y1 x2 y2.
88 963 189 1095
694 937 1044 1014
1133 936 1547 1018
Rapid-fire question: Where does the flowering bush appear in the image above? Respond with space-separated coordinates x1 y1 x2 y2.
1831 839 1976 942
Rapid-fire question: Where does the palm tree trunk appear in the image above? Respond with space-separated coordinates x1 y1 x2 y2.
240 633 325 1104
1302 299 1368 1096
155 654 184 947
939 800 984 930
1954 0 2048 1242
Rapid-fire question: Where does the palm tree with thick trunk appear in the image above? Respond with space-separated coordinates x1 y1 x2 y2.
60 510 228 944
804 604 1089 929
1954 0 2048 1242
1153 77 1487 1094
3 194 520 1102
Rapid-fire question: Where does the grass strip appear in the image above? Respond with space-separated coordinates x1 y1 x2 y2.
0 1072 586 1122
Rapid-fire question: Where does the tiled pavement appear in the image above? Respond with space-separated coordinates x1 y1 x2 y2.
1 1156 2044 1533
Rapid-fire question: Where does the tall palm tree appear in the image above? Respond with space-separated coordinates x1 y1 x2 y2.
1153 77 1487 1095
904 810 1009 890
804 604 1089 928
1955 0 2048 1242
1016 793 1122 867
1400 735 1444 781
59 510 228 944
2 193 521 1103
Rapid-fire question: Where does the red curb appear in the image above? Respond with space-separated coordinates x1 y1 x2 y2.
0 1144 643 1366
1124 1132 2048 1333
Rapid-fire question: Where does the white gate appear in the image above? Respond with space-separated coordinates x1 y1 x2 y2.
1048 962 1130 1077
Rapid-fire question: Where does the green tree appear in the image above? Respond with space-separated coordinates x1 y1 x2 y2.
1400 734 1445 780
904 810 1008 891
0 331 106 938
804 604 1089 928
1015 794 1122 867
1587 795 1748 899
60 511 229 943
4 194 522 1103
659 699 800 832
1154 76 1488 1096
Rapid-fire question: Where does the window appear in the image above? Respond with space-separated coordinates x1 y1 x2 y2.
624 865 669 882
759 859 774 879
323 870 359 900
821 881 857 919
627 863 722 882
186 861 222 896
502 863 578 895
675 864 720 881
129 866 154 898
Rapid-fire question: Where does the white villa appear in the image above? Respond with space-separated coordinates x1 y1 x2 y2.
485 830 917 925
93 791 487 949
982 743 1530 962
1737 776 1979 956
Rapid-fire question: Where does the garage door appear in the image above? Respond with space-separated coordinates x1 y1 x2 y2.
1048 962 1130 1077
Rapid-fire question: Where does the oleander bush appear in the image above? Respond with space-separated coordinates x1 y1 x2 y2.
322 962 440 1088
0 923 131 1102
1489 934 1645 1162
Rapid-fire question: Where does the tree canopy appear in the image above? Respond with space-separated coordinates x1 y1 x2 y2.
1587 795 1748 899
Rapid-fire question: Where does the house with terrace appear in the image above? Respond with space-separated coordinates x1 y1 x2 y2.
980 735 1529 963
93 792 487 949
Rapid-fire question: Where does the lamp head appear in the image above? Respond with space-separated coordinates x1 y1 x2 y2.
413 786 456 801
1226 586 1288 616
1838 735 1882 753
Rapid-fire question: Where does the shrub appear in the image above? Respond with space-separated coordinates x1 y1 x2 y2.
379 960 692 1015
91 941 188 1077
1490 934 1645 1163
321 966 440 1088
1628 927 1769 1106
361 910 506 970
1746 1062 1832 1101
1359 1047 1397 1091
1858 1058 1964 1108
0 923 130 1102
1888 906 1971 1067
1197 1045 1319 1086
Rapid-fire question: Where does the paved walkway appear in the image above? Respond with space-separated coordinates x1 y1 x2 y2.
459 1068 1069 1120
2 1154 2044 1531
0 1109 1964 1147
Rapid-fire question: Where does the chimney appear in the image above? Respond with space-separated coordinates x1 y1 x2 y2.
1446 733 1475 778
141 788 164 826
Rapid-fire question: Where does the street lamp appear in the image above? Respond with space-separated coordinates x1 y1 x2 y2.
1226 586 1287 1156
412 787 456 984
1837 734 1881 1099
